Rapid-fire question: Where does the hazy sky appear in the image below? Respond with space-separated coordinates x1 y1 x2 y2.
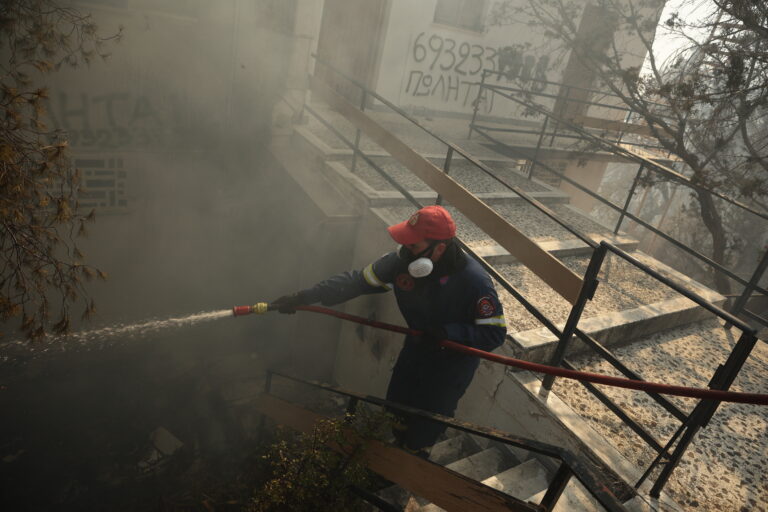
649 0 717 70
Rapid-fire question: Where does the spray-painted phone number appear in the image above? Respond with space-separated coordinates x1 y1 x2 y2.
404 31 550 111
412 31 498 75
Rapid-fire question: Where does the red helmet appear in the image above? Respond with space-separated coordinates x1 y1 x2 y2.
387 206 456 245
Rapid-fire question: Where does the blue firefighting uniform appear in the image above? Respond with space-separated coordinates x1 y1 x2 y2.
301 249 506 451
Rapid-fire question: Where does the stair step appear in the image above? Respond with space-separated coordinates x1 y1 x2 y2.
378 445 512 508
428 433 482 466
524 477 605 512
465 435 533 467
322 159 570 208
470 235 637 263
419 458 549 512
444 446 512 482
298 106 520 158
494 250 725 362
338 155 549 195
482 458 550 499
378 445 512 509
376 432 485 508
375 203 619 252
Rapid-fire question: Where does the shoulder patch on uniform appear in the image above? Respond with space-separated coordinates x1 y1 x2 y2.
395 273 415 291
476 296 496 318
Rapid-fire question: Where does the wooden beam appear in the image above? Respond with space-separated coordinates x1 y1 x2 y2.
254 394 537 512
618 143 681 164
572 115 653 137
310 75 583 304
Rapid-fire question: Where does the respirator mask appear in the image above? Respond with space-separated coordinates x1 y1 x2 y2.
397 242 438 278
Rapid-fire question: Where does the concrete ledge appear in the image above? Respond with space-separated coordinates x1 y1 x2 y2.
292 124 351 160
506 254 726 362
368 190 570 207
512 371 686 512
295 123 530 164
509 295 720 363
270 137 361 218
471 235 639 264
323 160 571 208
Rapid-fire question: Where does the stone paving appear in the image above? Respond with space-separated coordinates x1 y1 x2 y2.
495 252 682 333
553 320 768 511
305 104 540 157
345 156 547 194
298 99 768 511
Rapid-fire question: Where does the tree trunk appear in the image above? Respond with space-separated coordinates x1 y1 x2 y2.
696 191 732 294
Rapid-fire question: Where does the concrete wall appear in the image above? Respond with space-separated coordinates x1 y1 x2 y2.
370 0 659 124
40 0 294 326
332 208 406 395
374 0 560 118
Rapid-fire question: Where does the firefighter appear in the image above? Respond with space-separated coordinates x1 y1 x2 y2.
271 205 506 457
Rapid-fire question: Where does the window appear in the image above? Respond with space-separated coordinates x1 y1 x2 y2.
434 0 487 32
75 157 130 212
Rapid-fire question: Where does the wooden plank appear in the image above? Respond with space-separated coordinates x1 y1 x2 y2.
254 394 537 512
618 143 682 164
310 75 583 304
572 115 653 137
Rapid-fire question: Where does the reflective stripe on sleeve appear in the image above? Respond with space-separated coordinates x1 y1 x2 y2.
475 315 506 327
363 263 388 289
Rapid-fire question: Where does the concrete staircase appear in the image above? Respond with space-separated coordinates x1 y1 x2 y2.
375 430 608 511
291 108 725 363
276 100 766 510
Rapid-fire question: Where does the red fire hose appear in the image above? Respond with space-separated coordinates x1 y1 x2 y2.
234 303 768 405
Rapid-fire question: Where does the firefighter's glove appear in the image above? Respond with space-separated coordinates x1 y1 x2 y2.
421 326 448 345
270 292 309 314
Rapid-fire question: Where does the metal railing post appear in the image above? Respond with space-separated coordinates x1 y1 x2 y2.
346 396 359 416
542 244 607 390
648 400 711 498
614 164 645 234
539 462 572 510
548 85 570 146
468 70 487 139
650 330 758 497
527 115 550 180
258 370 274 439
350 89 367 174
268 371 629 511
436 146 454 205
616 107 632 145
726 247 768 329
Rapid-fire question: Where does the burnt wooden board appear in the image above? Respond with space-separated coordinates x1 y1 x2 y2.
310 75 583 304
255 394 538 512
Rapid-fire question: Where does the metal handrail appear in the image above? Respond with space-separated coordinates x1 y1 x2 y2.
311 55 599 250
264 370 630 512
479 68 672 111
542 241 760 496
302 100 581 350
472 124 668 152
472 125 768 298
480 82 768 222
480 81 639 113
298 55 760 499
304 91 687 497
603 241 753 332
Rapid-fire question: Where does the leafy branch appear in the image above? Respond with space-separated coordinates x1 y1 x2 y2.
0 0 121 338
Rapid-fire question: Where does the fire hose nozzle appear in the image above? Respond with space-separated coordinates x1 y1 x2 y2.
232 303 271 317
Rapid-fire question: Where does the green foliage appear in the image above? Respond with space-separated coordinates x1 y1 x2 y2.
249 410 392 512
0 1 120 338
